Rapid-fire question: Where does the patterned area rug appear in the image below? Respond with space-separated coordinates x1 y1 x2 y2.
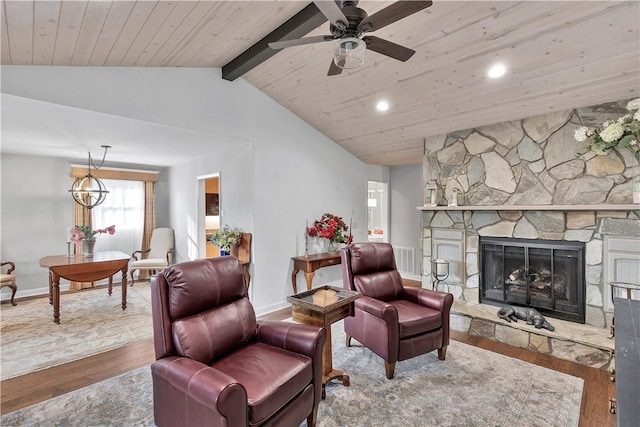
1 320 583 426
0 282 152 380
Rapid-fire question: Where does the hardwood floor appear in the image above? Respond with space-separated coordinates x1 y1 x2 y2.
1 307 615 427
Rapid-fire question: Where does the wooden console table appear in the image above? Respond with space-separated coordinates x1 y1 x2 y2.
291 252 341 294
39 251 130 324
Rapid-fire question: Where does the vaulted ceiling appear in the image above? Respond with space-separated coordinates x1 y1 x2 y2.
2 1 639 166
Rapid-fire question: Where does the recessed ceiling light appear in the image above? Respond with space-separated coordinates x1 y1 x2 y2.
488 64 506 78
376 100 390 111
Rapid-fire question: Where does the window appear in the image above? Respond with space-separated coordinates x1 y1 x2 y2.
92 179 144 255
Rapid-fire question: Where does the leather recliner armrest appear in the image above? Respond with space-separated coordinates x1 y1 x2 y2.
257 320 326 358
152 356 248 422
404 287 454 313
354 296 399 325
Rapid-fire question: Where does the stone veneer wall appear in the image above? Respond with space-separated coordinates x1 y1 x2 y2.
421 99 640 329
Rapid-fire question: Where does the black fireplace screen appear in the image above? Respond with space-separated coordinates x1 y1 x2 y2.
480 237 585 324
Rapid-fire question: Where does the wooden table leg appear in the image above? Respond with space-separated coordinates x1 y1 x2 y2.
51 273 60 324
108 275 113 296
48 272 53 305
291 269 300 294
304 272 315 291
321 323 349 399
121 267 128 310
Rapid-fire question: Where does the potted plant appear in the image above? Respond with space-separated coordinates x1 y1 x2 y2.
209 224 243 255
70 224 116 257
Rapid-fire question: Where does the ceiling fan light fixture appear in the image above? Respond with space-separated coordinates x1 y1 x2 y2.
333 37 366 69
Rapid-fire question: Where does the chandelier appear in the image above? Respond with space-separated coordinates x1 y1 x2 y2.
69 145 111 209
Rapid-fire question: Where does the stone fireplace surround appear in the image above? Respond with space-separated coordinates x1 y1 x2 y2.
419 99 639 369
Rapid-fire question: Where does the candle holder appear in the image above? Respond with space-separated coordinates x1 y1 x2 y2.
304 220 309 258
66 241 73 258
431 259 449 290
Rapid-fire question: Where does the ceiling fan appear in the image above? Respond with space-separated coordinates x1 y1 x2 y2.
268 1 432 76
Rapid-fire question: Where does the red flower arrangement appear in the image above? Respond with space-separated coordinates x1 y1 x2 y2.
307 213 352 244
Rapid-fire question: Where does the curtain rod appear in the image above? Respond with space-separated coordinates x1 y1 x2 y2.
70 164 159 174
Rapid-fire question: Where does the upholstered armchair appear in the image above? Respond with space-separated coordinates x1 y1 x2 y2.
130 227 174 285
151 257 327 427
341 242 454 379
0 261 18 306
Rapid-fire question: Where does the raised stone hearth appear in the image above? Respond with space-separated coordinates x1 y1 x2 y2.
451 301 613 369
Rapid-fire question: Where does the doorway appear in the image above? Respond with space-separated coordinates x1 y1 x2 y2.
367 181 389 243
197 173 221 259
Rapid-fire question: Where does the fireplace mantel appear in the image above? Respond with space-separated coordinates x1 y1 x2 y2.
417 204 639 212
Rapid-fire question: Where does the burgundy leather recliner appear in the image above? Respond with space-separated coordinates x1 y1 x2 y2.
151 257 327 427
341 242 454 379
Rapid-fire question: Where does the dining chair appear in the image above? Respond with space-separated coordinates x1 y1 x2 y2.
0 261 18 306
130 227 174 285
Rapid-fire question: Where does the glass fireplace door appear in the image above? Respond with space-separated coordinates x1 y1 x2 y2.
480 237 585 324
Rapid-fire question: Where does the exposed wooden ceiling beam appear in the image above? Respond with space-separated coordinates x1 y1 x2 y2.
221 3 327 81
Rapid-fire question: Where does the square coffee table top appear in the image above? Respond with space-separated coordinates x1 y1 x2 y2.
287 285 360 314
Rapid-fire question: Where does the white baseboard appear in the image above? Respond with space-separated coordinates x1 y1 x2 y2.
255 300 290 317
1 284 71 302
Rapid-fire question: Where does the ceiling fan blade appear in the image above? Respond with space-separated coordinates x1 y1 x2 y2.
358 1 432 33
328 59 343 76
269 35 334 50
313 1 349 30
363 36 415 62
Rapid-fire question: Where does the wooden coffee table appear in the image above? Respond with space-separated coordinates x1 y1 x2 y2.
287 285 360 398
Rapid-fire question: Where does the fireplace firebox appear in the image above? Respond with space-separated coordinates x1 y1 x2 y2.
479 237 585 324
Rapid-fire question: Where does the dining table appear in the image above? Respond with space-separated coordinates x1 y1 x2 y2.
39 251 130 324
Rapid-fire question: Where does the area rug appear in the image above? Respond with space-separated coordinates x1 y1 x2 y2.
0 320 583 427
0 282 153 380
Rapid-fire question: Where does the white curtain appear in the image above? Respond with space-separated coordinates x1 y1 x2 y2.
92 179 144 256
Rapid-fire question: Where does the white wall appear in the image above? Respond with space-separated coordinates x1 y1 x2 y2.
389 165 423 277
0 153 170 298
1 66 370 314
366 164 390 183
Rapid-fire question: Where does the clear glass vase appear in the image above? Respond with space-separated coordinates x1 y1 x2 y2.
328 240 341 252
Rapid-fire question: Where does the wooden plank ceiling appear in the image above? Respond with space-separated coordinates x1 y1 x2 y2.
2 1 639 166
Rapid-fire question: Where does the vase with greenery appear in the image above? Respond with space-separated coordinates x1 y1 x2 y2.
70 224 116 257
209 225 243 255
574 98 640 162
575 98 640 203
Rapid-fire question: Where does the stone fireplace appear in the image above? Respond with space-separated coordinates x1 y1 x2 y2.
419 98 640 334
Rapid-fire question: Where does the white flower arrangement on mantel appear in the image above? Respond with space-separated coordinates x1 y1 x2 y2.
574 98 640 163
